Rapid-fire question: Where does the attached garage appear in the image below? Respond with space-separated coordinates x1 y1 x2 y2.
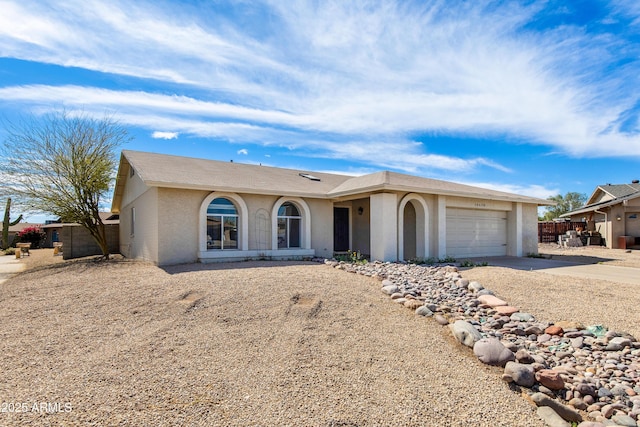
446 208 507 257
113 150 549 265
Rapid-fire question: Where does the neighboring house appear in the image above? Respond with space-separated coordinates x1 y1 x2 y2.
48 213 120 259
561 181 640 249
111 150 551 266
5 222 43 247
42 220 63 248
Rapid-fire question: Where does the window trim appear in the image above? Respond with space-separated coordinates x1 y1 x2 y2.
271 197 312 250
277 203 302 248
130 207 136 237
199 192 248 253
206 197 239 250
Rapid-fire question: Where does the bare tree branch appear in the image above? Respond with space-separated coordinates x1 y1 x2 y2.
0 110 131 259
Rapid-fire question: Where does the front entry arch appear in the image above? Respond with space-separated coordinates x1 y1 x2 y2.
398 194 429 261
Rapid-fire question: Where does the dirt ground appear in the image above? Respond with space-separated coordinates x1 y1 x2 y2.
0 250 545 427
536 242 640 268
1 245 638 426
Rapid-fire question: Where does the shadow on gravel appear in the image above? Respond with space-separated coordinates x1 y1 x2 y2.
541 254 617 265
465 256 605 271
161 259 317 275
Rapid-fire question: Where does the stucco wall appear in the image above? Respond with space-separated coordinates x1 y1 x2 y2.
522 203 539 255
119 186 159 263
120 166 149 209
242 194 276 251
307 198 334 259
145 190 334 264
157 188 207 265
351 198 370 256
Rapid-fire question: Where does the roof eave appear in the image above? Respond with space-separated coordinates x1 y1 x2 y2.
328 183 552 205
144 180 331 199
110 152 129 214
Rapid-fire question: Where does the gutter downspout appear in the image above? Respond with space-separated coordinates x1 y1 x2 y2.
594 209 607 247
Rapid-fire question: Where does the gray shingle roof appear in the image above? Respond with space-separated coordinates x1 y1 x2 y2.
596 183 640 199
120 150 350 197
112 150 552 211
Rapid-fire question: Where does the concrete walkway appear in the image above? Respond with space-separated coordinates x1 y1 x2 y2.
478 256 640 286
0 254 27 285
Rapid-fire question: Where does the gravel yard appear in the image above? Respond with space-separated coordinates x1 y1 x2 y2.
465 244 640 340
1 245 638 426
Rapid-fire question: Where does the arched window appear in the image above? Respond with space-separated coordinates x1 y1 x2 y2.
277 202 301 248
206 198 238 250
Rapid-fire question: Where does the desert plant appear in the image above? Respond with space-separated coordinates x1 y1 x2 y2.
16 225 45 248
526 252 546 259
407 257 437 265
334 250 368 264
438 255 457 264
3 247 16 256
2 198 23 250
459 260 489 267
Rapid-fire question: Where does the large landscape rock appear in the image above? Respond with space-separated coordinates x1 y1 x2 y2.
503 361 535 387
473 338 515 367
531 392 582 423
535 370 565 390
449 320 482 348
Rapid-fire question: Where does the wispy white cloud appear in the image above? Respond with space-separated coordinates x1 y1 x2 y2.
237 148 248 155
0 0 639 174
0 85 509 174
461 181 559 200
152 131 179 140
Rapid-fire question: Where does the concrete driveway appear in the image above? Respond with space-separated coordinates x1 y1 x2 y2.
0 255 26 285
477 256 640 285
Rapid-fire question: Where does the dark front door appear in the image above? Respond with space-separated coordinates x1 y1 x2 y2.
333 207 350 252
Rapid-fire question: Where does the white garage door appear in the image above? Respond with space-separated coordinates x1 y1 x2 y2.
446 208 507 257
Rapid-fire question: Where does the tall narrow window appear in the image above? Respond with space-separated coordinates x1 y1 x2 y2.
206 198 238 250
130 207 135 236
277 202 301 248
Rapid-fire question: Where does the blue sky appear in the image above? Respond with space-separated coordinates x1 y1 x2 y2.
2 0 640 221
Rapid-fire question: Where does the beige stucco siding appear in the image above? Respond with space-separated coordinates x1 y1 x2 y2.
157 188 206 265
120 167 150 209
521 203 539 255
240 194 276 251
307 198 334 259
118 178 545 265
351 198 370 256
120 186 159 263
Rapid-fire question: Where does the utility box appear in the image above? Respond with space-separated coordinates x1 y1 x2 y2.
618 235 634 249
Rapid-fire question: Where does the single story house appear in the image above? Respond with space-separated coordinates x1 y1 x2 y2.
111 150 551 266
41 213 120 259
4 222 42 248
561 181 640 249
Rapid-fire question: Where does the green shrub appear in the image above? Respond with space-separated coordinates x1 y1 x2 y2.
459 260 489 268
407 257 436 265
526 252 546 259
334 250 368 264
3 247 16 256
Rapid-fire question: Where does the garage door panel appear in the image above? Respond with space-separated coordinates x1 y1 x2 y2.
446 208 507 257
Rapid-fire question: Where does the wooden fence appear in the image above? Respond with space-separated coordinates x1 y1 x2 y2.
538 222 586 243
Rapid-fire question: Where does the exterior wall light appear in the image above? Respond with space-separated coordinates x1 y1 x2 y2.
358 207 364 215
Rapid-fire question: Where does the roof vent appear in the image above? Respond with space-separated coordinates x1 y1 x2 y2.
632 180 639 184
299 173 321 182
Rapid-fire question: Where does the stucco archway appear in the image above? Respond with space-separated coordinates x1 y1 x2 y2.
398 194 429 261
271 197 312 250
199 192 249 252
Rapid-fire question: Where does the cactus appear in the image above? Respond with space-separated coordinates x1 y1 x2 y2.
2 198 23 250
